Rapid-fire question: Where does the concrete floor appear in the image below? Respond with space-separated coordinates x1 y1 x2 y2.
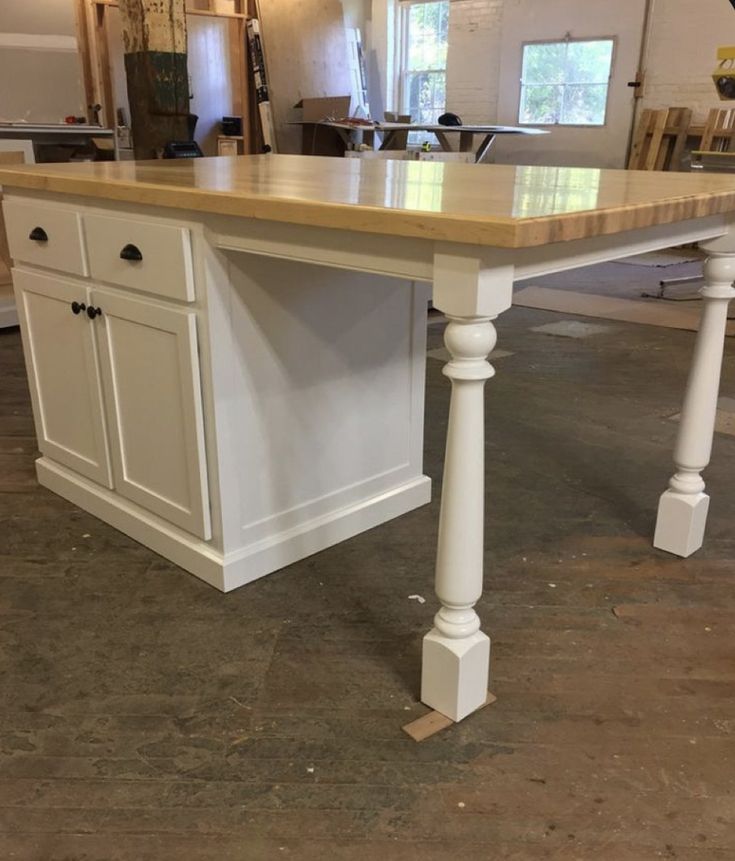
1 294 735 860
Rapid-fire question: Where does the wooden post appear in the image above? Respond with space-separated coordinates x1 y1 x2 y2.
118 0 191 159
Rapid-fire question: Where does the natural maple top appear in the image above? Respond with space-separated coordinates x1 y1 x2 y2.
2 154 735 248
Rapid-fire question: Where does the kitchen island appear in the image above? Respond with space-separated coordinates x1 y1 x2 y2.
1 154 735 723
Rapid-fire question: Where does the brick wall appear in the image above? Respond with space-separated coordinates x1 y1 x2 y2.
640 0 733 123
444 0 734 127
445 0 504 122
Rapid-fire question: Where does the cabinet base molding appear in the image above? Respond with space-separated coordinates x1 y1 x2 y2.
37 458 431 592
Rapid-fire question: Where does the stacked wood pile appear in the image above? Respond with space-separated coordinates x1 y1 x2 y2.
628 106 735 171
627 107 692 171
699 107 735 152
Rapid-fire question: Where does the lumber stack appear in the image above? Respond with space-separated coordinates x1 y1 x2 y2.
699 107 735 152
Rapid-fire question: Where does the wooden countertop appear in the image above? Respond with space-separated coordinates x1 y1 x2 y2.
2 154 735 248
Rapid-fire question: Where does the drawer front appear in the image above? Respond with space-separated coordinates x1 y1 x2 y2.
84 213 195 302
3 199 87 276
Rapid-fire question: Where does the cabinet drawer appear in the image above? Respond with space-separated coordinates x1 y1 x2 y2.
3 199 87 276
84 213 195 301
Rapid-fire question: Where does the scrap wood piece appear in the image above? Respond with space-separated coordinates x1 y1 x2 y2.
402 692 497 742
700 107 735 153
628 108 657 169
660 106 692 171
627 107 692 171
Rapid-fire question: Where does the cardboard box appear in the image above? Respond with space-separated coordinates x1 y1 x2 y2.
294 96 351 156
295 96 351 122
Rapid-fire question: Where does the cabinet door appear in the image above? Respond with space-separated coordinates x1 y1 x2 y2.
90 288 211 540
13 269 112 486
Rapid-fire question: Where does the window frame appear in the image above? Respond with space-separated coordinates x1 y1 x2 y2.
396 0 449 127
517 36 617 128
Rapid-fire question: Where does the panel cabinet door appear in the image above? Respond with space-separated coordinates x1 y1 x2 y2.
13 268 112 487
90 288 211 540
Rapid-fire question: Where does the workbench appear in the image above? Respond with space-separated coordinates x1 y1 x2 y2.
1 155 735 723
0 123 116 162
296 121 547 162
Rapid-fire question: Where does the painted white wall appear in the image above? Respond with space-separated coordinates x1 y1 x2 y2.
342 0 371 31
366 0 397 119
0 0 78 36
494 0 647 167
445 0 504 124
0 0 86 123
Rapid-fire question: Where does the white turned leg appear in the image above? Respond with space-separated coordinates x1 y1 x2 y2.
654 252 735 557
421 315 496 721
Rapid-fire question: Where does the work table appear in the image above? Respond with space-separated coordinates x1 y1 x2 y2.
1 153 734 728
3 154 735 247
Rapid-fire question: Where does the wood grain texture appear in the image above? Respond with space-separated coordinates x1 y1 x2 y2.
3 155 735 248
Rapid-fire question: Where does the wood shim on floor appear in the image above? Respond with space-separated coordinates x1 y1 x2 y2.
402 692 497 742
514 286 735 336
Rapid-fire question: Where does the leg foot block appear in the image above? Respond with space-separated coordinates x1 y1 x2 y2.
421 628 490 721
653 490 710 557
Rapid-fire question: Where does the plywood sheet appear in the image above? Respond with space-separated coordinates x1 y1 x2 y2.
256 0 353 153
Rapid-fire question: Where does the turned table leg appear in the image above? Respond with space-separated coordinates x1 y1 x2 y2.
421 315 497 720
422 250 513 722
654 248 735 557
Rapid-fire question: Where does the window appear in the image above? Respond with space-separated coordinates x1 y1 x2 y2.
519 39 614 126
398 0 449 129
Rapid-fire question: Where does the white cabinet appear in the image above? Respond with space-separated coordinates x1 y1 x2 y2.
13 269 112 487
13 268 211 540
91 288 211 539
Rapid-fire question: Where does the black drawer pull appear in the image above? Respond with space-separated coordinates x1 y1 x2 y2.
29 226 48 242
120 243 143 262
71 301 86 315
86 306 102 320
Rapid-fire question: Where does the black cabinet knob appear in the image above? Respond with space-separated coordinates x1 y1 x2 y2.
29 226 48 242
86 306 102 320
120 243 143 262
71 301 86 315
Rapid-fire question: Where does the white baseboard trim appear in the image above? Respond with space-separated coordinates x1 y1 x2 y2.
220 475 431 591
37 458 431 592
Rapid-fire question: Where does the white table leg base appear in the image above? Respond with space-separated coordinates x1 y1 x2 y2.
421 629 490 722
654 489 710 557
653 248 735 558
422 253 513 725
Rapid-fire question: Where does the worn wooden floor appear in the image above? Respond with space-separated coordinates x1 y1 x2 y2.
1 302 734 860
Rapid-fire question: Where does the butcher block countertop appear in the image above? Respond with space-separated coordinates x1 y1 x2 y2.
2 154 735 248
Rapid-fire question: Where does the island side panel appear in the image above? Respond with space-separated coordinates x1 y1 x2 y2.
203 243 432 590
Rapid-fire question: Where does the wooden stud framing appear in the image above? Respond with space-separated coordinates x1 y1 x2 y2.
77 0 254 153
